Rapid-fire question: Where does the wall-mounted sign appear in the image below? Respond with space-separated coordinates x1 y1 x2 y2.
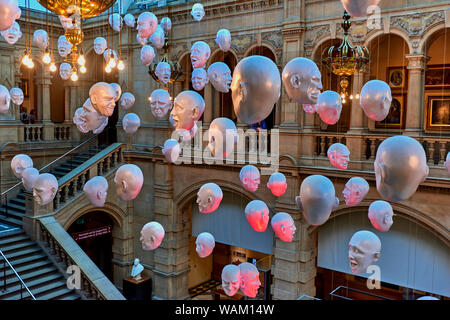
72 225 112 242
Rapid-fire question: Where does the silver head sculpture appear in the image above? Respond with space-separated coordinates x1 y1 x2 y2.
267 172 287 197
162 139 181 164
136 12 158 39
73 107 89 133
239 165 260 192
140 45 155 66
150 89 172 119
341 0 381 18
21 167 39 192
120 92 135 110
190 41 210 69
316 90 342 125
374 135 428 202
445 152 450 174
360 80 392 121
58 15 73 29
140 221 165 251
348 230 381 274
122 113 141 135
11 154 33 179
57 35 73 57
32 173 58 206
271 212 296 242
77 98 109 134
368 200 394 232
195 232 215 258
59 62 72 80
343 177 369 207
231 55 281 125
109 13 123 32
33 29 48 50
114 164 143 201
215 29 231 52
160 17 172 33
208 117 238 159
170 90 205 131
239 262 261 298
89 82 116 117
296 175 339 226
83 176 108 207
9 87 23 105
155 61 171 84
245 200 270 232
0 0 21 32
124 13 135 28
0 20 21 44
93 37 107 55
208 62 232 93
328 143 350 169
0 84 10 113
136 33 148 46
221 264 240 297
110 83 122 102
282 57 322 105
150 25 165 49
191 68 208 91
191 3 205 21
196 182 223 214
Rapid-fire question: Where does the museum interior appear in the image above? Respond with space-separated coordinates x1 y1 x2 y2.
0 0 448 301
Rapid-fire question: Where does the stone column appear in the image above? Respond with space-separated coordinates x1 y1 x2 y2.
203 84 213 125
40 70 54 140
64 83 71 123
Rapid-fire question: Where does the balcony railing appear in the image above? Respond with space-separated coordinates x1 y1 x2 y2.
23 125 43 142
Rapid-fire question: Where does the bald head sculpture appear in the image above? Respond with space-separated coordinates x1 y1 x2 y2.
83 176 108 207
11 154 33 179
221 264 240 296
170 90 205 131
239 262 261 298
89 82 117 117
360 80 392 121
348 230 381 274
196 182 223 214
114 164 144 201
195 232 215 258
0 0 21 32
190 41 210 69
140 221 165 250
208 117 238 159
136 12 157 39
32 173 58 206
271 212 296 242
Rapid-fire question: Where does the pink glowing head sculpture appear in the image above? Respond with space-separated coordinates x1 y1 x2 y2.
360 80 392 122
196 182 223 214
190 41 210 69
368 200 394 232
140 221 165 251
208 117 238 159
11 154 33 179
170 90 205 131
114 164 143 201
348 230 381 274
327 143 350 169
267 172 287 197
195 232 215 258
221 264 240 297
316 91 342 125
239 165 260 192
341 0 381 18
0 0 21 32
343 177 369 207
83 176 108 207
162 139 181 164
245 200 270 232
21 167 39 192
136 12 158 39
239 262 261 298
271 212 296 242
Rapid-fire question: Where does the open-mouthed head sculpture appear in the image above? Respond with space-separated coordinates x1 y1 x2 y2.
94 37 107 55
348 230 381 274
267 172 287 197
231 55 281 125
110 83 122 102
170 90 205 131
137 12 158 39
140 45 155 66
140 221 165 251
316 90 342 125
9 87 23 105
208 62 232 93
196 182 223 214
239 165 260 192
0 84 10 113
360 80 392 122
216 29 231 52
120 92 135 110
59 62 72 80
122 112 141 135
21 167 39 192
239 262 261 298
160 17 172 32
195 232 215 258
1 21 21 44
327 143 350 169
83 176 108 207
374 135 428 202
341 0 381 18
57 35 72 57
191 68 208 91
155 61 171 84
32 173 58 206
76 98 108 134
245 200 270 232
150 25 165 49
343 177 369 206
124 13 135 28
0 0 21 32
89 82 116 117
162 139 181 164
271 212 296 242
208 117 238 159
190 41 210 69
150 89 172 119
221 264 240 296
114 164 143 201
191 3 205 21
11 154 33 179
109 13 123 32
33 29 48 50
368 200 394 232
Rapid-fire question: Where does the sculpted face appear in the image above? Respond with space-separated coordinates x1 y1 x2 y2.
196 183 223 214
374 136 428 202
239 262 261 298
160 17 172 32
140 45 155 66
11 154 33 178
150 25 165 49
0 84 10 113
231 55 281 125
122 112 141 135
94 37 107 55
57 35 73 57
216 29 231 52
170 90 205 131
136 33 148 46
120 92 135 110
368 200 394 232
348 230 381 274
191 3 205 21
114 164 143 201
32 173 58 206
245 200 270 232
89 82 117 117
208 62 232 93
341 0 381 18
208 117 238 159
140 221 165 251
10 87 23 105
155 61 171 84
190 41 210 69
21 167 39 192
33 29 48 50
103 49 118 64
360 80 392 121
327 143 350 169
221 264 240 296
73 107 88 133
316 91 342 125
124 13 135 28
343 177 369 206
83 176 108 207
445 152 450 174
110 83 122 102
78 99 108 134
150 89 172 118
239 165 260 192
271 212 296 242
137 12 158 39
1 21 21 44
192 68 208 91
282 57 322 105
195 232 215 258
59 15 73 29
59 63 72 80
267 172 287 197
162 139 181 164
0 0 21 32
109 13 123 32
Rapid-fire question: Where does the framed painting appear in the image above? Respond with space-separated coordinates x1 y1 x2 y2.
426 94 450 131
425 65 450 88
386 66 408 90
376 93 406 129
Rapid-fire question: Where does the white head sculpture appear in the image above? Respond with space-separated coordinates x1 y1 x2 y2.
271 212 296 242
231 55 281 125
150 89 172 119
208 117 238 159
360 80 392 122
239 262 261 298
103 49 118 65
316 91 342 125
140 221 165 251
59 62 72 80
239 165 260 192
296 175 339 226
140 45 155 66
124 13 135 28
191 3 205 21
21 167 39 192
58 15 73 29
170 90 205 131
93 37 107 55
114 164 143 201
9 87 23 105
162 139 181 164
57 35 73 57
195 232 215 258
374 135 428 202
282 57 322 105
0 0 21 32
89 82 117 117
221 264 240 297
83 176 108 207
267 172 287 197
155 61 171 84
109 13 123 32
343 177 369 207
33 29 48 50
136 33 148 46
32 173 58 206
327 143 350 170
137 12 158 39
348 230 381 274
417 296 440 300
76 98 108 134
190 41 210 69
0 84 10 113
73 107 88 133
341 0 381 18
245 200 270 232
0 21 21 44
445 152 450 174
191 68 208 91
11 154 33 179
196 183 223 214
368 200 394 232
215 29 231 52
110 83 122 102
150 25 165 49
120 92 135 110
122 113 141 135
208 62 232 93
160 17 172 33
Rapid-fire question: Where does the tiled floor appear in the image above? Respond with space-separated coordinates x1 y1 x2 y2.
189 279 221 299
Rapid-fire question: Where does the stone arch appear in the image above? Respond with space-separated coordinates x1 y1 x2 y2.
62 202 126 230
279 154 298 167
177 51 190 65
311 34 344 62
420 21 447 54
209 47 239 65
243 43 277 62
364 28 412 54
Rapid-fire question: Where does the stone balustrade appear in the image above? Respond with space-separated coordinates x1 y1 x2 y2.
23 125 43 142
54 124 71 141
22 124 72 142
314 134 347 158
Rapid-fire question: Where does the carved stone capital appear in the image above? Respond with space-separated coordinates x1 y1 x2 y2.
405 54 429 70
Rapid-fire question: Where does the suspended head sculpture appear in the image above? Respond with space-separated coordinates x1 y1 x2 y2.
162 139 181 164
0 84 10 113
122 113 141 135
170 90 205 131
360 80 392 121
191 68 208 91
21 167 39 192
231 55 281 125
267 172 287 197
368 200 394 232
150 25 165 49
89 82 116 117
73 107 88 133
191 3 205 21
155 61 171 84
124 13 135 28
140 221 165 251
216 29 231 52
33 29 48 50
348 230 381 274
190 41 210 69
103 49 118 65
114 164 143 201
196 182 223 214
316 90 342 125
59 62 72 80
341 0 381 18
245 200 270 232
160 17 172 33
239 165 260 192
208 117 238 159
110 83 122 102
93 37 107 55
140 45 155 66
374 135 428 202
343 177 369 206
195 232 215 258
150 89 172 119
57 35 73 57
221 264 240 297
445 152 450 174
137 12 158 39
77 98 108 134
239 262 261 298
11 154 33 178
32 173 58 206
271 212 296 242
1 20 21 44
327 143 350 169
136 33 148 46
9 87 23 105
0 0 21 32
109 13 123 32
208 62 232 93
83 176 108 207
120 92 135 110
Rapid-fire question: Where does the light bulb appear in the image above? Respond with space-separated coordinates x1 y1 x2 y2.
28 59 34 69
117 60 124 70
105 65 112 73
350 95 354 100
42 52 51 64
49 62 57 72
340 93 345 99
22 54 30 65
109 59 116 68
80 65 87 73
71 72 78 81
355 93 360 99
77 54 86 66
342 99 346 104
